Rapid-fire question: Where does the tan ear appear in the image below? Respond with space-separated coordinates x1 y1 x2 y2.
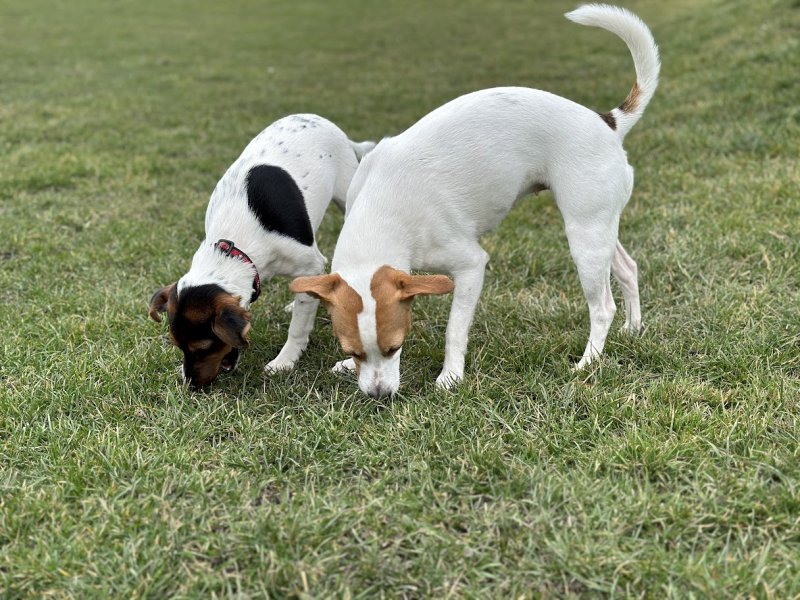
397 274 454 300
148 284 176 322
212 298 251 348
289 273 342 303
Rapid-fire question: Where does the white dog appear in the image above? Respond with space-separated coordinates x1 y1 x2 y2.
291 5 660 398
149 114 374 387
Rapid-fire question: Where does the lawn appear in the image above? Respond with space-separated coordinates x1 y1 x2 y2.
1 0 799 597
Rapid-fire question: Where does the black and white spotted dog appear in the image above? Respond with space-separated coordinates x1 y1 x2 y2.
149 114 374 388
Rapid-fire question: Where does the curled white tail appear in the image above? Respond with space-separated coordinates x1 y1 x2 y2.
565 4 660 138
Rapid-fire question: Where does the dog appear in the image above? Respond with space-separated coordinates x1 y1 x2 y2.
149 114 374 388
289 5 660 398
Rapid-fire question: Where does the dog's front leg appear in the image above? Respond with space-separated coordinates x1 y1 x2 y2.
265 292 320 373
436 246 489 390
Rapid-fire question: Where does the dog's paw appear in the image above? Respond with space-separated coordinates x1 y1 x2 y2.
283 300 295 313
621 320 642 334
435 370 463 390
264 359 296 374
332 358 356 375
573 354 601 371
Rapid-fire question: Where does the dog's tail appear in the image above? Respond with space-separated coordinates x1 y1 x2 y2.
351 140 376 161
565 4 660 139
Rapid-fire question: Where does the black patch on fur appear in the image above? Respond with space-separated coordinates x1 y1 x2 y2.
246 165 313 246
599 111 617 130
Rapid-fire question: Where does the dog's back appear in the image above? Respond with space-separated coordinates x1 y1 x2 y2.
206 114 368 237
345 4 658 241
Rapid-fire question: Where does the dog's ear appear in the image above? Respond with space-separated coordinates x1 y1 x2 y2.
212 297 251 348
149 284 176 322
395 273 454 300
289 273 343 304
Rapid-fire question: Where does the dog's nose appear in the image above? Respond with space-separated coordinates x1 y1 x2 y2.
365 382 393 399
183 365 212 390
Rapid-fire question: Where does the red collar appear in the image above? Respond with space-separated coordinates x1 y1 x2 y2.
214 239 261 303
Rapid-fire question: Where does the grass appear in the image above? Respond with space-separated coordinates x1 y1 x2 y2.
1 0 799 596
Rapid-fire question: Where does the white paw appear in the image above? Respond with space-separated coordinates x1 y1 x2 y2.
283 300 295 313
264 359 296 374
621 320 642 334
332 358 356 374
435 369 463 390
573 354 599 371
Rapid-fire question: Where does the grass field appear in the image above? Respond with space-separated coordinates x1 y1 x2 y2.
1 0 799 596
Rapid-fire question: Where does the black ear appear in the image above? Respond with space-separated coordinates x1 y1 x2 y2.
149 284 176 322
212 306 252 348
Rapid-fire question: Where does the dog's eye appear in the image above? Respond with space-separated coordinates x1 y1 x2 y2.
346 351 366 362
383 346 401 357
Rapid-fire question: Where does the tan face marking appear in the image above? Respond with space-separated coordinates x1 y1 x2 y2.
187 339 214 352
370 266 412 356
290 269 453 385
370 266 456 356
190 344 235 387
328 281 365 363
289 274 365 362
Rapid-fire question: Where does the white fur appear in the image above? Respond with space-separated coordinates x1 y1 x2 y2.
329 4 659 397
566 4 659 138
178 114 374 373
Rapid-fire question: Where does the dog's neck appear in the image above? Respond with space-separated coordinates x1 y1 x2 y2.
332 202 413 280
179 241 261 308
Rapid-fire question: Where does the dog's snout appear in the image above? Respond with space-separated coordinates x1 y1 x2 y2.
364 382 394 399
183 363 215 390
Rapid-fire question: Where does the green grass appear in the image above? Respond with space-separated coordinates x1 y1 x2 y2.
1 0 799 596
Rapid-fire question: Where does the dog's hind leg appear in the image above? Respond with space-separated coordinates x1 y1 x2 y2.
563 218 619 370
611 240 641 332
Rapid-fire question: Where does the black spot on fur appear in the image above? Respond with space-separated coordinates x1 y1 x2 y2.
599 111 617 130
246 165 313 246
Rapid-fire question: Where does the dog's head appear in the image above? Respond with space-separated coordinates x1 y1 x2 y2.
148 283 251 388
290 265 453 398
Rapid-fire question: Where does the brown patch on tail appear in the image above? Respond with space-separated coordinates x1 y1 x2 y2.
619 82 642 113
